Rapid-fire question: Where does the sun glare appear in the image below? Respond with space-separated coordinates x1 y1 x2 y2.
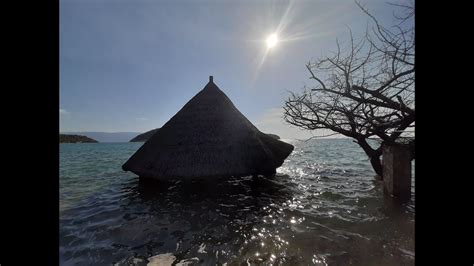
266 33 279 49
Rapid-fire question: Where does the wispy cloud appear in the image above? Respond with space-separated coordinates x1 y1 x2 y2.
136 117 149 121
60 108 70 115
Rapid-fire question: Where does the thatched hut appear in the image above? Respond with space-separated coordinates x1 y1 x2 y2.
122 76 294 180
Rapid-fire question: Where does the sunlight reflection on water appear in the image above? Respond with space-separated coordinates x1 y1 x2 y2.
60 139 414 265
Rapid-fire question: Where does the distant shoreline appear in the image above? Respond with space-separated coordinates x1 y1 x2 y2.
60 134 98 143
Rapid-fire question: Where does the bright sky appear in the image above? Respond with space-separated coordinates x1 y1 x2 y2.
60 0 401 139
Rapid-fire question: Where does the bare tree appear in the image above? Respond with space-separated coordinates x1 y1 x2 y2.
283 1 414 178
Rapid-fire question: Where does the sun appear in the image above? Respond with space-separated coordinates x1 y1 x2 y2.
266 33 279 49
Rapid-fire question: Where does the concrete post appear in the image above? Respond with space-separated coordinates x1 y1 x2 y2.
382 143 412 202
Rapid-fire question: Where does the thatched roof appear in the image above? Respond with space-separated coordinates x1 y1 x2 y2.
130 127 280 142
122 76 294 179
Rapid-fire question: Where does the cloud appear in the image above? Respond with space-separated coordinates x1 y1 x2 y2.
253 107 342 140
136 117 149 121
60 108 70 116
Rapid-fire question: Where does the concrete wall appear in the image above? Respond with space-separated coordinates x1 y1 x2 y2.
383 143 412 202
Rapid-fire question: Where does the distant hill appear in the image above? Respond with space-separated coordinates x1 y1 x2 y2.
60 134 98 143
129 128 280 142
266 133 280 140
63 132 141 143
130 128 160 142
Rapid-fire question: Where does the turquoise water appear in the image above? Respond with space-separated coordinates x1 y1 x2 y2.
59 139 414 265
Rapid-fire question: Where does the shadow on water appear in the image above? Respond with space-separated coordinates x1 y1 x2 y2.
60 173 414 266
60 172 414 266
129 175 292 203
107 175 295 265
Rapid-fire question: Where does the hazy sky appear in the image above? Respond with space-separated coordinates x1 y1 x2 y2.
60 0 402 139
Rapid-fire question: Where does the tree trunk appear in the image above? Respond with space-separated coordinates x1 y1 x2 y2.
356 138 384 179
370 155 383 179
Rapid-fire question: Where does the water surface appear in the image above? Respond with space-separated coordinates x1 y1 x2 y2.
59 139 414 265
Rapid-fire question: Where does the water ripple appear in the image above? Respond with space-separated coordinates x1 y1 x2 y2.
60 140 414 265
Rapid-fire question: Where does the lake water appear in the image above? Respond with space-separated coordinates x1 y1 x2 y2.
59 139 414 265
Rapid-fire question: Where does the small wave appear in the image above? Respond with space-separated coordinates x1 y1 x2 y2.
60 140 414 265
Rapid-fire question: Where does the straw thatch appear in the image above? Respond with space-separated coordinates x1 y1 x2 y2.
122 76 294 180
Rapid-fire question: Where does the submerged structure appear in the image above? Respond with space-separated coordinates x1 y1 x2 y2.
122 76 294 180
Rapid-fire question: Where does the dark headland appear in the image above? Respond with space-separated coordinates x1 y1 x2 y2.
60 134 98 143
129 128 160 142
